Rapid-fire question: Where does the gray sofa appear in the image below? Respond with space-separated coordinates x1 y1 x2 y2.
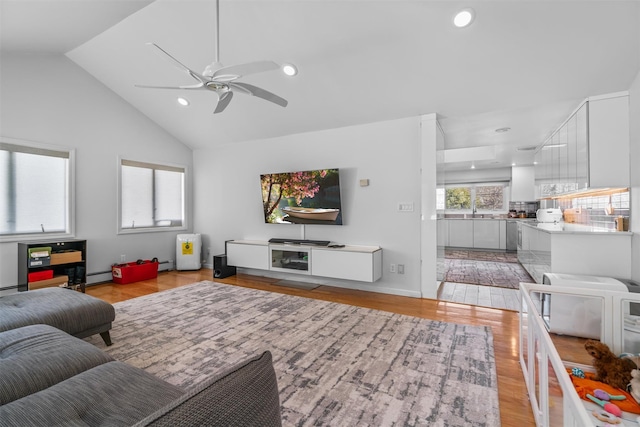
0 287 116 346
0 324 281 426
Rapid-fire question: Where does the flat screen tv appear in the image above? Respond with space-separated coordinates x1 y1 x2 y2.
261 168 343 225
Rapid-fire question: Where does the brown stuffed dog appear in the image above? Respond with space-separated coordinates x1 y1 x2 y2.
585 340 637 390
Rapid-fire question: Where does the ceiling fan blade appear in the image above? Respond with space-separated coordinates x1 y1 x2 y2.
214 91 234 114
229 82 288 108
146 43 207 84
135 83 205 90
212 61 280 81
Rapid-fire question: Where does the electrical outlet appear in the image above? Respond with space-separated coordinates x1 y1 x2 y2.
398 264 405 274
390 263 396 273
120 254 126 263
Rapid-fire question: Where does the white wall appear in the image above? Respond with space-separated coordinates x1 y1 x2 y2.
421 114 441 297
0 54 194 289
193 117 425 297
629 68 640 282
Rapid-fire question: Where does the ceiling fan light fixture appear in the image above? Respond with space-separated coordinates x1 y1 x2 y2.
282 63 298 76
453 8 475 28
177 97 190 106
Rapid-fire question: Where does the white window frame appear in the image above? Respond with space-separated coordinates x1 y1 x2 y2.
117 156 188 235
444 182 509 213
0 137 75 243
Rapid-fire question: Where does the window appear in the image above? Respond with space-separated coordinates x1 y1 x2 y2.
445 186 471 209
445 183 506 212
118 159 186 233
1 140 74 240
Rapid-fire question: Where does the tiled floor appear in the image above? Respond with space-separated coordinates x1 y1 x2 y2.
439 250 528 311
437 281 521 311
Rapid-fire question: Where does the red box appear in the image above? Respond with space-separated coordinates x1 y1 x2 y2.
28 270 54 282
112 260 158 284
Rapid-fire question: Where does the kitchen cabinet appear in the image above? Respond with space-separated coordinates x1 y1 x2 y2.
575 102 589 189
473 220 502 250
446 219 506 250
448 220 474 248
437 219 450 247
588 93 630 188
535 92 629 197
566 111 577 187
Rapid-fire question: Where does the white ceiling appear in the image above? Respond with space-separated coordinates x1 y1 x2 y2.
2 0 639 171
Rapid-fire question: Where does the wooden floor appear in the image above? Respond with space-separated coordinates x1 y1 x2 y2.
86 269 537 427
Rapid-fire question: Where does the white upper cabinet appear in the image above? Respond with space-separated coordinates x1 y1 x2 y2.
535 92 629 197
575 102 589 189
587 92 630 188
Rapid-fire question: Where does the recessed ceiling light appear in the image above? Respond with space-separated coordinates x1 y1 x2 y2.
512 163 517 166
177 97 190 106
282 63 298 77
533 161 538 165
470 164 476 169
495 127 511 133
453 8 475 28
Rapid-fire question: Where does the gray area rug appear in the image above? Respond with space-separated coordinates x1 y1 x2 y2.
444 250 534 289
86 281 501 426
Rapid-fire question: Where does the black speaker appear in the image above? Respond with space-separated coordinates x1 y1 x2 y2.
213 254 236 279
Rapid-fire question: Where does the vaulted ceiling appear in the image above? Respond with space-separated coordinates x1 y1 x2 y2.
2 0 639 171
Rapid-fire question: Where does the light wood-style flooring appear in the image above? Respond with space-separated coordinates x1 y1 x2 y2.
86 269 536 427
438 282 521 311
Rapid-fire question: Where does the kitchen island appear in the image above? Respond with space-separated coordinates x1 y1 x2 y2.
517 221 632 283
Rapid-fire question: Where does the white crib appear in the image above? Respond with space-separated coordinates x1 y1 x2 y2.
519 282 640 427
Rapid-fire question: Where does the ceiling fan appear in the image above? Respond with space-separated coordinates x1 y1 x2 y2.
135 0 288 114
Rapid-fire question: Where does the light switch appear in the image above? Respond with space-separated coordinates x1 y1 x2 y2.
398 202 414 212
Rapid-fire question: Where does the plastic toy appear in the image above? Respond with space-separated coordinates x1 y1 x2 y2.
594 389 626 401
571 367 585 378
629 370 640 404
591 410 621 424
587 394 622 417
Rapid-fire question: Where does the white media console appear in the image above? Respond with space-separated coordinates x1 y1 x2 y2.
226 240 383 282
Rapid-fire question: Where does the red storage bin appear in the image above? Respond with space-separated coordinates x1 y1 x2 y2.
28 270 54 282
112 260 158 284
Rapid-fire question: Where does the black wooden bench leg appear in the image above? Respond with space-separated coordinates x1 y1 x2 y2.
100 331 112 346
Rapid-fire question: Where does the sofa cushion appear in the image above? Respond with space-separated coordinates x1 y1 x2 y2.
133 351 282 427
0 324 114 405
0 361 185 427
0 288 115 338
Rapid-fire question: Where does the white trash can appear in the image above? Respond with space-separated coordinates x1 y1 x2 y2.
176 234 202 270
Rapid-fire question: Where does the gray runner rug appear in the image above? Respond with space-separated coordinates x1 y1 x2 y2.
86 281 501 426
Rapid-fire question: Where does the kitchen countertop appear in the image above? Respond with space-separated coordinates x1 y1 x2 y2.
521 221 633 235
442 217 535 221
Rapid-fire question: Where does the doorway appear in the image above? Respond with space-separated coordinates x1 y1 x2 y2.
438 249 534 310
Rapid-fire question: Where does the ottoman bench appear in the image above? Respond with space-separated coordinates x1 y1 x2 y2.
0 287 115 345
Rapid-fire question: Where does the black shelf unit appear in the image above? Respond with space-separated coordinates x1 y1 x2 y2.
18 239 87 292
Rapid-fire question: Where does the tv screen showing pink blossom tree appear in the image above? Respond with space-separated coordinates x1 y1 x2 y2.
261 168 342 225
